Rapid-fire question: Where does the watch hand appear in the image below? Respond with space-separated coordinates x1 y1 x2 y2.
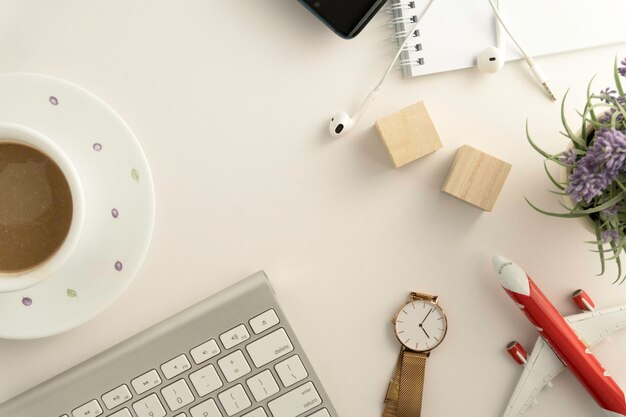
421 327 430 339
421 308 433 325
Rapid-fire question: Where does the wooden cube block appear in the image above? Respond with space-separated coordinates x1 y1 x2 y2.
375 101 443 168
441 145 511 211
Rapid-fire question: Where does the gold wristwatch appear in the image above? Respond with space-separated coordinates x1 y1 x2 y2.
383 292 448 417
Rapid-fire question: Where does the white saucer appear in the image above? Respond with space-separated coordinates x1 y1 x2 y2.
0 74 155 339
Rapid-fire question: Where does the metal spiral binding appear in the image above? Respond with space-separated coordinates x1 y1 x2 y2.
388 0 424 76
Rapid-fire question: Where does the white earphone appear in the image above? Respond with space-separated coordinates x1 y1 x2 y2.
477 0 556 101
329 0 435 138
477 0 505 73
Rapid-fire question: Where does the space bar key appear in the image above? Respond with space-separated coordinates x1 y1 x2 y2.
268 382 322 417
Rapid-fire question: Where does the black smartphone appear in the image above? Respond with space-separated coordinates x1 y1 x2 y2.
298 0 387 39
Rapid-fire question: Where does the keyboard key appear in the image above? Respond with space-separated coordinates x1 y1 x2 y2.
220 324 250 349
190 398 222 417
309 409 330 417
249 309 280 334
109 409 132 417
218 350 252 382
72 400 103 417
246 370 279 401
161 379 195 411
190 364 223 396
190 339 221 364
131 369 162 394
243 409 268 417
267 382 322 417
275 355 308 388
218 384 252 416
161 354 191 379
246 328 294 367
132 393 166 417
102 384 133 409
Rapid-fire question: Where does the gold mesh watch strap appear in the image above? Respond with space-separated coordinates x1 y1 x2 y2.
383 349 428 417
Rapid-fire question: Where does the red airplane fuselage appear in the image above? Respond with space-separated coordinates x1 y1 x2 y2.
504 275 626 416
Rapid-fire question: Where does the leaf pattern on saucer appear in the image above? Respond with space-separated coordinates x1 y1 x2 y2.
22 297 32 306
67 289 78 298
131 168 140 182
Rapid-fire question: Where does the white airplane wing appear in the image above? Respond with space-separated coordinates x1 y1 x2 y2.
502 337 565 417
566 305 626 347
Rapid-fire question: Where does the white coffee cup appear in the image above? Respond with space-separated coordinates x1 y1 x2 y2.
0 122 84 293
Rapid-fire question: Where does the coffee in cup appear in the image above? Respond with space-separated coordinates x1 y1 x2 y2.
0 143 73 273
0 123 84 293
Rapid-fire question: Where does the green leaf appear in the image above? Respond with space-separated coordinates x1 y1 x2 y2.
611 109 622 129
615 56 624 97
575 192 626 214
131 168 140 182
558 200 575 212
561 89 586 149
526 193 625 218
577 107 587 140
582 116 605 130
543 160 565 190
610 241 623 284
616 180 626 194
612 99 626 126
594 221 606 276
525 197 585 218
66 288 78 298
526 121 571 167
572 193 625 214
587 75 598 123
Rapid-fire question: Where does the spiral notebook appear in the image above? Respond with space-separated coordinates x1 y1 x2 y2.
390 0 626 78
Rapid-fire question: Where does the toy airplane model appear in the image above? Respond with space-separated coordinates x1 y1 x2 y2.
492 255 626 417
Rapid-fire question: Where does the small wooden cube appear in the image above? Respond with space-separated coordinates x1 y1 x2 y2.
441 145 511 211
375 101 443 168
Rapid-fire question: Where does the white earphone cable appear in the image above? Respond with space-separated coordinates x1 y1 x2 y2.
486 0 556 100
486 0 532 65
494 0 503 49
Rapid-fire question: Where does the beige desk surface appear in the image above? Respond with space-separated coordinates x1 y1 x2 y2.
0 2 625 417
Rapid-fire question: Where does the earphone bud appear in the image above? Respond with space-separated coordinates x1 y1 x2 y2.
477 0 505 73
329 112 353 137
479 0 556 100
329 90 378 138
477 46 505 73
329 0 436 138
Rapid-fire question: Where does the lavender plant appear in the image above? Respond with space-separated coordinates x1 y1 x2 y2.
527 58 626 283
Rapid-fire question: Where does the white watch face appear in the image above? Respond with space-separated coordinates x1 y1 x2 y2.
395 300 447 352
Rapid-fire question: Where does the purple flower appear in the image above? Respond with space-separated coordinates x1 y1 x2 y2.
566 128 626 203
603 229 621 243
600 87 618 103
597 87 625 123
559 148 577 165
599 110 616 124
620 58 626 77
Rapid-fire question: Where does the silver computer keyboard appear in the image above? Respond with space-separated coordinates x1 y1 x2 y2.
0 271 338 417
